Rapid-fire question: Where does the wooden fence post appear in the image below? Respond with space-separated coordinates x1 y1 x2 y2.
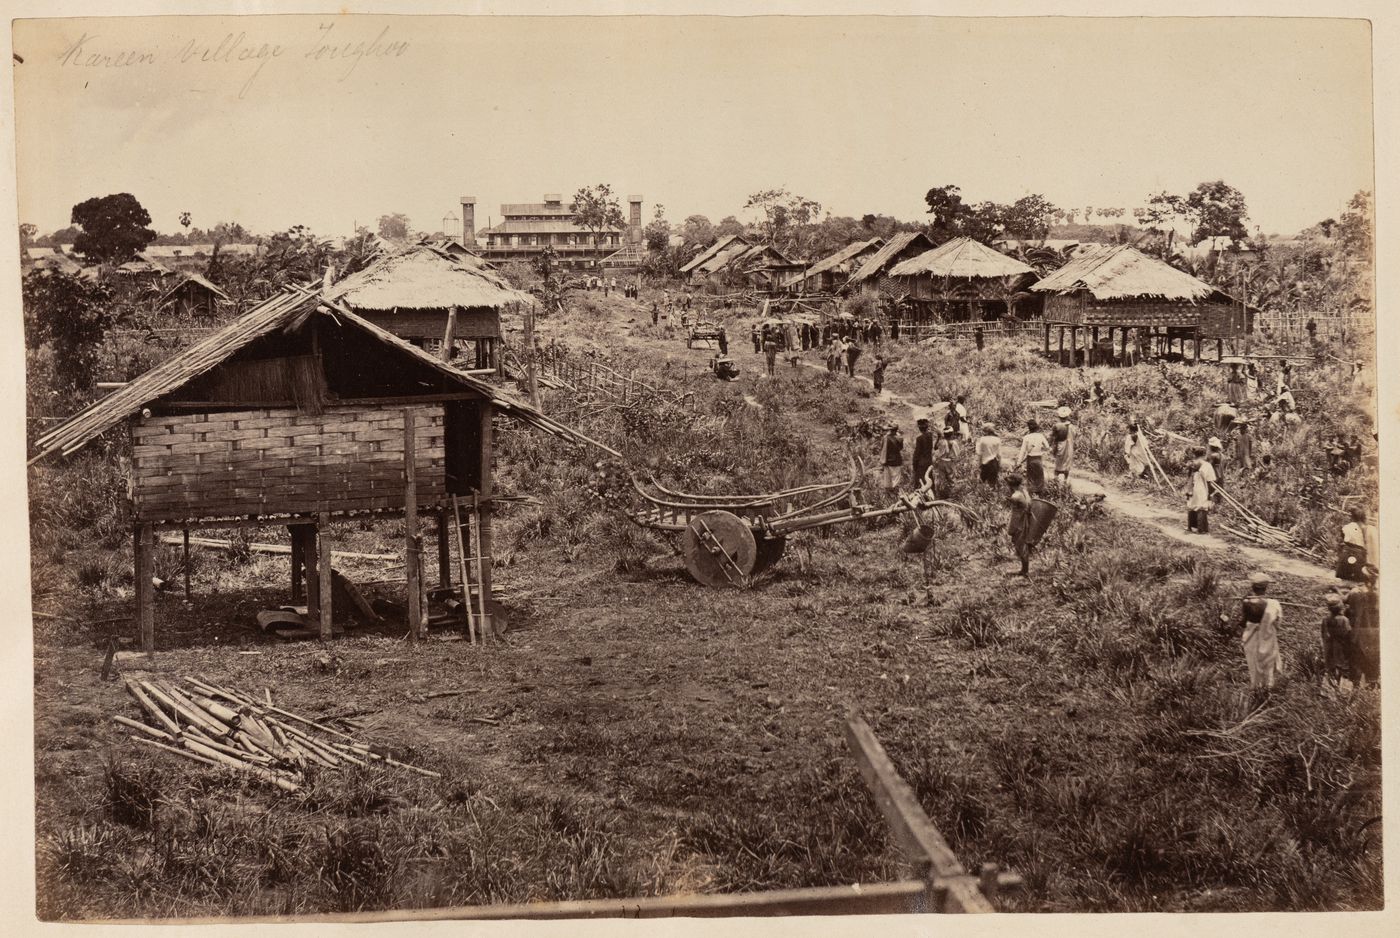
135 523 154 655
404 408 423 641
317 513 333 642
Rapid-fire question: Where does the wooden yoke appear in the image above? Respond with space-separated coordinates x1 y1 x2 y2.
845 712 1019 912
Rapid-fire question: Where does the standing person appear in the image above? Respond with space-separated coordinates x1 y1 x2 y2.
1226 362 1247 404
1306 317 1318 346
976 422 1001 486
1016 418 1050 493
870 318 883 349
1319 594 1353 690
1337 507 1371 582
826 337 841 375
879 424 905 491
954 395 971 441
872 354 888 394
1233 418 1254 470
1006 473 1033 578
1246 361 1261 399
974 325 985 352
943 400 963 441
889 317 900 343
1207 437 1227 504
911 418 935 490
1344 569 1380 685
1051 406 1076 490
1185 446 1217 534
933 427 960 496
1238 572 1284 701
751 324 761 353
762 334 779 378
651 302 660 326
1124 422 1150 479
717 327 729 356
843 335 861 378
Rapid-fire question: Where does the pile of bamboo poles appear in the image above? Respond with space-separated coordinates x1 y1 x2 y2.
1214 487 1325 561
114 675 439 792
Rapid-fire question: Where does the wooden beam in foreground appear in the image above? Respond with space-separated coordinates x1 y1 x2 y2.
102 880 927 924
843 712 995 913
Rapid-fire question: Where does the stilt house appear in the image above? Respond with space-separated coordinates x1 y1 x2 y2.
1029 244 1255 366
159 272 231 318
325 243 528 370
782 238 884 294
888 237 1037 324
847 232 936 299
31 286 591 653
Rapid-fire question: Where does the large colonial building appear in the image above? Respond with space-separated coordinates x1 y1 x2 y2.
464 193 643 269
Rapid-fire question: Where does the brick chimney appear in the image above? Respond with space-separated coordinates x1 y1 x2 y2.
628 195 643 244
459 196 476 247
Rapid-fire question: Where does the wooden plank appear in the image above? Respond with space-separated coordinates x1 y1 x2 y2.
404 409 423 641
317 513 333 641
102 880 928 924
844 714 993 913
305 522 320 621
134 523 155 655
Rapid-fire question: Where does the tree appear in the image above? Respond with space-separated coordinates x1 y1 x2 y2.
923 185 968 238
22 269 118 393
377 213 411 242
1336 191 1371 259
744 188 822 255
70 193 156 264
643 206 672 253
997 194 1060 240
19 222 37 247
570 184 626 251
715 216 745 238
680 214 715 247
1144 181 1249 247
179 211 192 232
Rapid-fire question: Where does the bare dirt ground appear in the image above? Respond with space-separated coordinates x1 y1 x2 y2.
32 291 1381 918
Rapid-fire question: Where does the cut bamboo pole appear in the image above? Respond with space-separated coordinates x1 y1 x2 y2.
113 714 175 742
156 682 232 738
126 681 181 736
131 735 220 768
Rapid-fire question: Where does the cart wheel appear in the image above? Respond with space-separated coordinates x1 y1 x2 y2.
683 510 758 588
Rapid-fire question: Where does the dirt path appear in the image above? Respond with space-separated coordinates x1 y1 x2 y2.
601 308 1336 586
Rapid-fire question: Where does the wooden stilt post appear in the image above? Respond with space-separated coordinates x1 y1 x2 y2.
404 408 423 641
1194 328 1202 363
317 513 333 642
1091 326 1099 365
289 524 305 604
436 508 452 589
304 524 320 620
135 523 154 656
1120 326 1129 362
1217 338 1224 361
440 306 458 363
1057 327 1064 364
477 402 495 640
1043 322 1050 356
182 527 191 601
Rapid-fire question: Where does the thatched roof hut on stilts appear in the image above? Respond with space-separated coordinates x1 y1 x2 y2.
30 286 599 654
888 237 1037 326
1029 244 1255 366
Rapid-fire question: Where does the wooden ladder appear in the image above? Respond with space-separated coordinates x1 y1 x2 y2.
451 494 491 643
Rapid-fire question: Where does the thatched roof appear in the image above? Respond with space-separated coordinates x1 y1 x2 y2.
782 238 884 288
1029 244 1217 301
326 244 530 311
30 287 594 464
680 234 749 273
848 232 935 285
159 272 231 305
889 237 1034 280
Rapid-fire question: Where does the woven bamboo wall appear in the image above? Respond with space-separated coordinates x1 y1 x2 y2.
359 308 501 340
130 404 446 523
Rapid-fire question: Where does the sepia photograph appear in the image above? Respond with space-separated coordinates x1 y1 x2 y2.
5 3 1392 928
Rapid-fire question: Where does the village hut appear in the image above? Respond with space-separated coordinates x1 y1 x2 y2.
782 238 884 294
30 287 597 653
680 234 752 282
888 237 1037 324
847 231 936 299
723 243 804 294
159 272 231 318
1029 243 1255 365
324 243 530 371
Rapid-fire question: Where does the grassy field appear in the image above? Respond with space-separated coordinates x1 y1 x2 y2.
29 290 1382 918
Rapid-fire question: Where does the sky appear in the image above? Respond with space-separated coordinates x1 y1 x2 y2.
10 14 1375 240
